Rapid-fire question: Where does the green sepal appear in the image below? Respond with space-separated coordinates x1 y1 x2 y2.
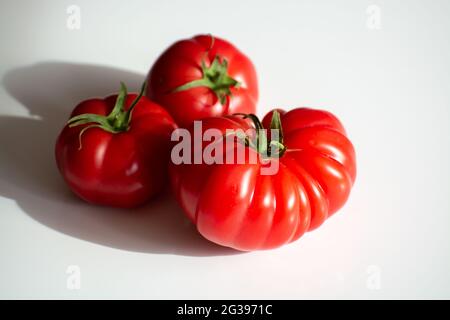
67 81 147 150
233 111 287 159
172 55 240 105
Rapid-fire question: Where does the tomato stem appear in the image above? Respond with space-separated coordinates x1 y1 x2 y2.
172 55 240 105
234 111 286 158
66 81 146 149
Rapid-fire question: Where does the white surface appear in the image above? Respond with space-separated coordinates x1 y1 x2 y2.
1 0 449 299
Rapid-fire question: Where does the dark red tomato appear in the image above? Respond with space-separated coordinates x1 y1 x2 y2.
55 83 177 208
169 108 356 251
146 34 258 128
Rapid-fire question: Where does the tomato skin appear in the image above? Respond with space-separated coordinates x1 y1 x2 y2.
170 108 356 251
55 94 177 208
146 34 258 128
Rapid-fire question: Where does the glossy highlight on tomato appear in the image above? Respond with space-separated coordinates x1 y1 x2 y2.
146 34 258 128
169 108 356 251
55 83 177 208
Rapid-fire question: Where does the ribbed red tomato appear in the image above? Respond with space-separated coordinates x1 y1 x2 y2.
169 108 356 251
146 34 258 128
55 83 177 208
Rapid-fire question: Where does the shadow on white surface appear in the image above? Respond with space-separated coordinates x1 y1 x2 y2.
0 62 240 257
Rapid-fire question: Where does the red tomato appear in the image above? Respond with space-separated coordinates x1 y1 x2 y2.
146 34 258 128
169 108 356 251
55 83 177 208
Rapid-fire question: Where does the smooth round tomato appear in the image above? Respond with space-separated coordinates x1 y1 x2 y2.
169 108 356 251
146 34 258 128
55 83 177 208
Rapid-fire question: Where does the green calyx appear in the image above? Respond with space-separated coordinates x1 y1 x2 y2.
234 111 286 158
172 55 240 105
67 81 146 149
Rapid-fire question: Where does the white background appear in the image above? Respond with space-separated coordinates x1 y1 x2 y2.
0 0 449 299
